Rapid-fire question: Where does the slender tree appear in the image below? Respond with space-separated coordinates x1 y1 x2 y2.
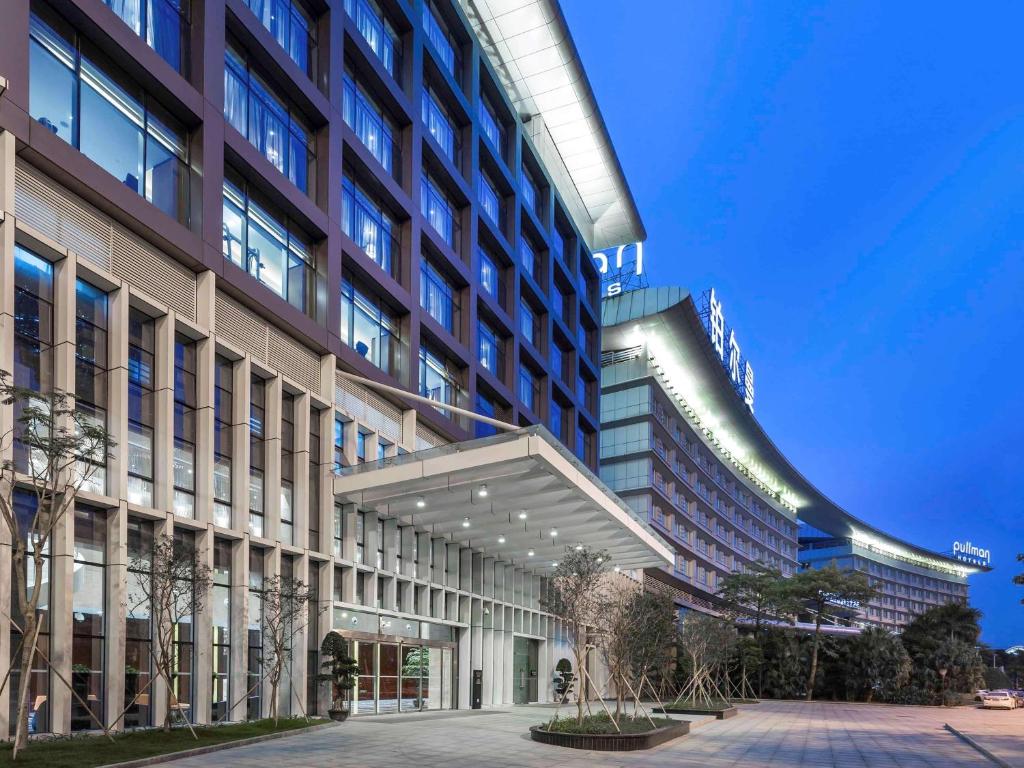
127 534 212 732
717 563 796 636
256 575 317 724
539 547 609 725
0 377 113 757
786 564 876 701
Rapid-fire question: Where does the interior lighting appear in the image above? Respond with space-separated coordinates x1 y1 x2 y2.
478 484 488 497
462 517 470 528
416 496 426 508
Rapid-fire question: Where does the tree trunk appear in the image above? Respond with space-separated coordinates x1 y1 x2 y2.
164 672 173 732
806 614 822 702
575 630 585 725
269 667 280 725
12 612 40 759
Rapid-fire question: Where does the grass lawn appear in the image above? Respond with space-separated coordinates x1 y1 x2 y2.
542 713 678 734
0 717 323 768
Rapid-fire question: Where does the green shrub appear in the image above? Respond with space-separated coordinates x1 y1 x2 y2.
543 713 676 734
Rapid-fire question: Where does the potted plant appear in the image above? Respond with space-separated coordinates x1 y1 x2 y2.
318 632 359 721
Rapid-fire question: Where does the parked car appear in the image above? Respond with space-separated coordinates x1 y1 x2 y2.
1011 690 1024 707
981 690 1017 710
974 689 989 701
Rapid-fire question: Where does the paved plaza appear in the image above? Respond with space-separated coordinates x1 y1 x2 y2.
162 700 1024 768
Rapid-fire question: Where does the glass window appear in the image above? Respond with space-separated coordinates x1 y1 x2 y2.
345 0 399 78
419 345 461 409
521 167 540 217
244 0 316 76
519 236 536 281
213 355 234 528
211 539 231 722
478 247 501 305
478 320 501 376
333 416 346 471
343 67 398 178
422 87 458 165
340 275 402 375
173 334 196 517
341 176 398 278
476 393 497 439
125 516 153 728
75 279 108 494
479 171 501 227
420 175 458 250
29 12 190 222
518 364 539 413
420 259 458 334
127 309 155 507
309 408 321 551
281 393 295 545
422 0 458 81
71 506 106 731
249 376 266 537
479 96 504 159
102 0 189 73
225 45 313 193
222 174 316 317
519 299 539 347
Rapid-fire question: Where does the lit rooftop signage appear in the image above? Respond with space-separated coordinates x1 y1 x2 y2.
594 241 644 297
700 289 755 414
952 540 991 567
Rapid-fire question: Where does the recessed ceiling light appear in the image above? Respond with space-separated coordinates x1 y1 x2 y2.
528 549 535 557
518 511 528 520
462 517 470 528
597 557 603 563
550 528 558 537
614 566 621 573
575 543 583 551
498 535 506 544
551 562 559 567
416 496 426 508
478 484 488 497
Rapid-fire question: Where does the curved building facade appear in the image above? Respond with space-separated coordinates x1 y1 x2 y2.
600 287 989 630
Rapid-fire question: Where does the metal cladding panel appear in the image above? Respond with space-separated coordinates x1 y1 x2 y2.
268 327 320 393
215 291 269 362
335 372 404 443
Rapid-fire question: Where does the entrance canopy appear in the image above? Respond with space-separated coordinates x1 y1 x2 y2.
334 426 673 574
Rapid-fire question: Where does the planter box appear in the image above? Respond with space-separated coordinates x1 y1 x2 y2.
529 720 689 751
656 706 738 720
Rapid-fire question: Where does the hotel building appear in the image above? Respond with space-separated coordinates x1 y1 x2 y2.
0 0 672 735
599 286 988 630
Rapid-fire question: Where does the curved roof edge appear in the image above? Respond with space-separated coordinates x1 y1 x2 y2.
460 0 645 250
602 287 990 577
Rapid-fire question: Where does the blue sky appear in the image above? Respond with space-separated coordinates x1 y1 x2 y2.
563 0 1024 646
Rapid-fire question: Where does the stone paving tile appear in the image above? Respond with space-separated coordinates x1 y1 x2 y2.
163 700 1015 768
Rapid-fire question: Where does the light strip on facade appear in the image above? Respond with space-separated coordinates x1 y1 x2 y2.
640 329 800 514
849 530 973 579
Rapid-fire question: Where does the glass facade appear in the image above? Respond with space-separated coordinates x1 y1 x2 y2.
222 175 316 316
343 69 398 178
173 334 197 518
340 275 401 375
342 176 398 278
75 279 108 494
30 10 189 222
345 0 399 78
127 309 156 507
224 44 313 193
244 0 316 76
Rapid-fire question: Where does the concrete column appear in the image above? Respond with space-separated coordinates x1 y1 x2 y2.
105 502 129 731
502 607 514 705
150 516 172 729
382 517 398 574
459 597 473 709
263 375 282 543
46 250 76 735
400 409 416 453
0 131 18 737
188 527 213 724
228 538 249 722
481 602 493 705
153 312 176 515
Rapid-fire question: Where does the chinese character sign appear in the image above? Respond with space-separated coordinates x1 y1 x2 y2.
709 288 725 359
701 288 755 415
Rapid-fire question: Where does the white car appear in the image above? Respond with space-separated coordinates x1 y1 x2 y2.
981 690 1017 710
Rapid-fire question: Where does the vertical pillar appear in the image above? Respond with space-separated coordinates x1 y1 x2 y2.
105 502 129 731
192 527 214 724
47 250 76 735
315 406 333 557
263 375 282 543
150 516 173 729
153 312 176 515
0 129 18 738
228 538 248 722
